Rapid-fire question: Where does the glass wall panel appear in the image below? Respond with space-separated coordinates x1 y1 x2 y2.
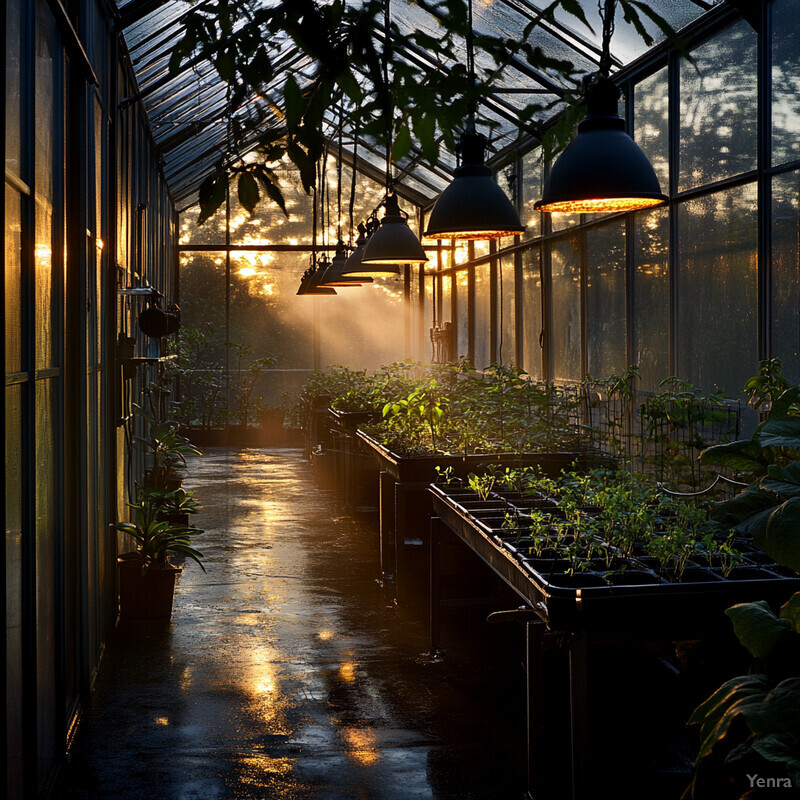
35 376 58 790
5 186 23 373
585 221 626 378
439 249 453 328
473 240 490 260
772 0 800 167
634 67 669 194
229 250 316 406
495 161 519 251
676 184 758 396
419 264 430 360
455 270 469 361
5 385 24 800
551 210 582 232
679 20 757 191
521 248 542 379
551 235 582 381
440 274 453 332
632 207 670 391
6 0 22 177
179 251 228 366
498 256 516 366
521 148 543 241
772 170 800 382
35 8 56 370
473 263 492 369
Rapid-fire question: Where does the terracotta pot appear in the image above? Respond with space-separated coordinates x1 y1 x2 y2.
117 554 179 619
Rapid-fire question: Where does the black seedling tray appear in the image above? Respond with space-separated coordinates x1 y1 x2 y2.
429 484 800 635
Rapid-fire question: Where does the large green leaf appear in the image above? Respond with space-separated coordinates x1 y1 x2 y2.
726 601 793 658
283 74 305 130
780 593 800 633
758 387 800 449
751 733 800 780
414 112 439 168
699 437 768 474
688 674 770 760
748 679 800 737
237 172 260 215
197 174 226 226
764 497 800 573
391 123 413 163
710 486 778 536
763 463 800 498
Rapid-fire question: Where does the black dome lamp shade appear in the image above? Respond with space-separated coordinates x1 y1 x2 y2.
535 0 667 215
318 242 372 287
296 261 337 296
360 193 428 266
342 216 401 277
534 76 667 214
424 129 525 240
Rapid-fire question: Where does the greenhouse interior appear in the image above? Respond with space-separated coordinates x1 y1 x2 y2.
5 0 800 798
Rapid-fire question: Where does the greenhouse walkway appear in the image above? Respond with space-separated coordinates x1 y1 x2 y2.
58 448 525 800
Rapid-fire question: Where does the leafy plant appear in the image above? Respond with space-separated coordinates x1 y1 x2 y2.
143 487 202 519
741 357 790 413
684 595 800 798
700 386 800 570
112 492 205 574
684 380 800 798
434 465 458 485
467 471 496 501
382 379 449 452
134 382 202 490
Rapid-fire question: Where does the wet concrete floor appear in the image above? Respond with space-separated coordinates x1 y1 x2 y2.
60 448 527 799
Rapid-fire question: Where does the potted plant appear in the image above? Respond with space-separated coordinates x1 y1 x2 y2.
144 486 201 526
134 383 202 490
112 492 205 620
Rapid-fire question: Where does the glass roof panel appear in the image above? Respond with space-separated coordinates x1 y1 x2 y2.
117 0 715 207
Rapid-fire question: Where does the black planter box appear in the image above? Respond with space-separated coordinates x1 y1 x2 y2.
356 430 591 484
329 407 379 432
430 484 800 636
356 430 603 607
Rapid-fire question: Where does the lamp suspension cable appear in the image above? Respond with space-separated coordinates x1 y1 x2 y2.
359 0 428 269
533 0 667 214
466 0 476 127
337 120 343 243
319 111 368 287
422 0 524 240
598 0 615 78
348 118 359 248
383 0 393 197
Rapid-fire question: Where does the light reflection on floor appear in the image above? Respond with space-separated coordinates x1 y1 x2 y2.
59 448 524 800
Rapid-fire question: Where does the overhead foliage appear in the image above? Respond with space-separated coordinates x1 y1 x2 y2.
168 0 683 223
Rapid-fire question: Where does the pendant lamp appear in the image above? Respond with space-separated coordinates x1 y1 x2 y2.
535 1 667 214
296 263 336 295
354 0 427 270
342 217 401 277
360 193 428 267
424 128 525 240
318 242 372 287
535 76 666 213
423 0 523 241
